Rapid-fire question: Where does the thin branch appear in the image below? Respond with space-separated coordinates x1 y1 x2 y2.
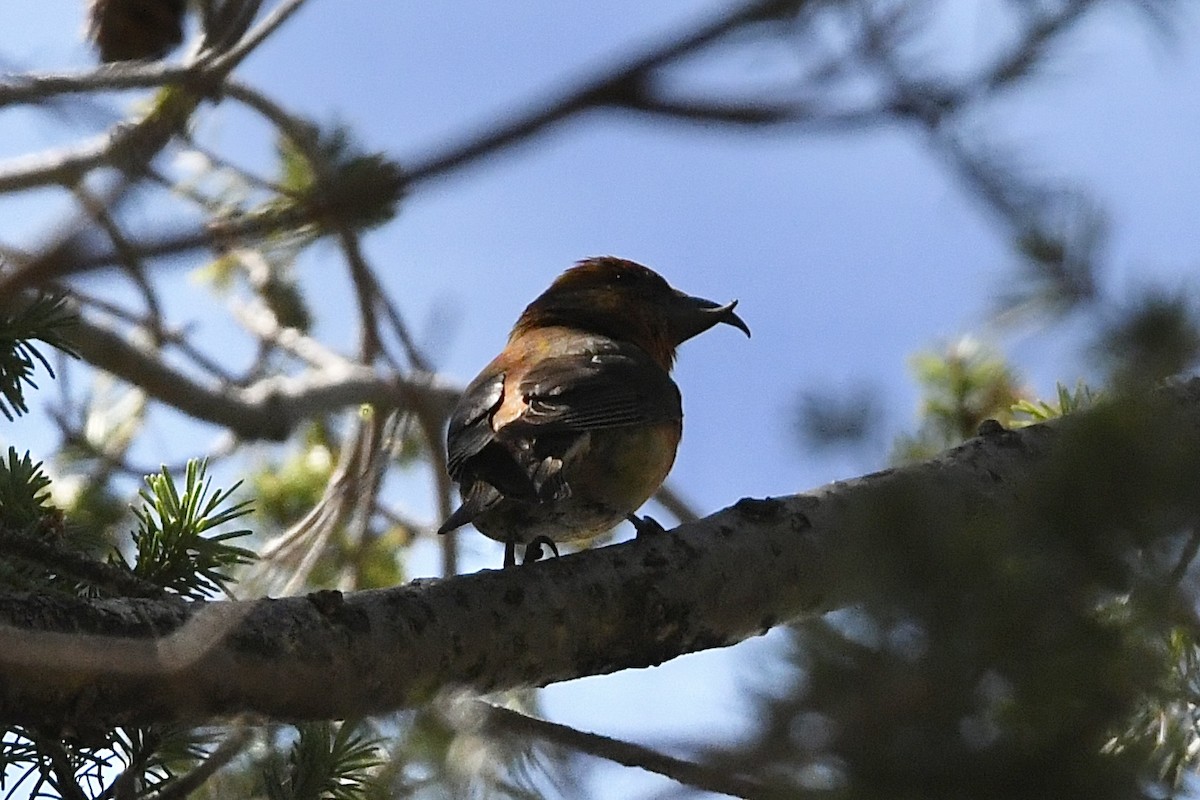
228 287 344 369
981 0 1095 91
147 725 254 800
201 0 311 75
68 212 289 270
654 483 700 525
0 63 200 108
69 288 241 383
28 730 88 800
19 3 814 278
365 273 433 373
72 185 167 333
223 79 407 368
48 403 236 480
476 703 775 800
412 404 457 576
254 413 400 594
401 0 805 187
0 0 1116 289
64 309 459 441
0 88 199 196
1169 528 1200 586
337 229 386 362
0 0 312 295
167 133 289 196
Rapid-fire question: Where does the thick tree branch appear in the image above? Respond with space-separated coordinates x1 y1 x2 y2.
0 524 167 599
5 379 1199 728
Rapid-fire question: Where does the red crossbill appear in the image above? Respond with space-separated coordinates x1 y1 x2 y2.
438 257 749 566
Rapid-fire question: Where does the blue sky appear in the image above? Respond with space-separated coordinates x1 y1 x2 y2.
3 1 1200 796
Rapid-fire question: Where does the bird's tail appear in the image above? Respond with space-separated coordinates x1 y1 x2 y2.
437 482 501 534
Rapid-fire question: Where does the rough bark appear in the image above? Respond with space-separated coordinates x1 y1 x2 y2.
2 379 1199 729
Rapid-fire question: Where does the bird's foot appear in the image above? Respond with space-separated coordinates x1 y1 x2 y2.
503 540 517 568
627 513 666 538
523 535 561 565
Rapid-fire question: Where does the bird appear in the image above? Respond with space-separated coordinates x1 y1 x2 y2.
438 256 750 567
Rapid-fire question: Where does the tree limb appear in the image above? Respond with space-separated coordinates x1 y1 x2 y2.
65 311 458 440
0 524 167 599
9 378 1200 728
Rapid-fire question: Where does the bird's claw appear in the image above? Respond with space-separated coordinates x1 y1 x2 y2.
627 513 666 538
523 536 561 564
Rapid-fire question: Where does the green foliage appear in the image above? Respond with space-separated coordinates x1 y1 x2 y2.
51 478 129 555
1003 191 1106 317
251 430 409 590
0 450 104 595
0 448 257 797
273 124 406 236
0 293 78 421
893 338 1026 463
252 433 336 527
708 388 1200 797
262 721 383 800
1099 289 1200 387
259 271 314 333
1011 380 1100 425
0 724 207 800
125 459 256 599
1107 625 1200 787
114 725 210 794
0 448 52 530
794 384 883 451
357 702 574 800
727 274 1200 797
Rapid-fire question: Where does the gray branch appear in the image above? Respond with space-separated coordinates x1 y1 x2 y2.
8 378 1199 728
68 311 458 440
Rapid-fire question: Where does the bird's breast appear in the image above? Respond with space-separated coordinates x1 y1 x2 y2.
567 421 681 510
470 419 682 544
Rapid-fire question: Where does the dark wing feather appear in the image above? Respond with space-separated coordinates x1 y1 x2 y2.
512 350 681 434
445 371 504 479
439 346 681 535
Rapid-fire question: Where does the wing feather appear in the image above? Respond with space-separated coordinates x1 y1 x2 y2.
445 371 504 479
512 351 681 434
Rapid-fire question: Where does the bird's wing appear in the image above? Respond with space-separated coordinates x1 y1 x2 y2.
445 370 505 480
510 349 682 434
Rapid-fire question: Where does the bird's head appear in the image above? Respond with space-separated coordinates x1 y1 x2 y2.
513 257 750 368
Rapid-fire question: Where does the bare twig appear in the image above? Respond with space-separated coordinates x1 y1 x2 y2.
412 404 457 576
69 287 240 383
64 309 458 441
402 0 805 186
654 483 701 525
0 62 200 108
1169 528 1200 586
201 0 310 75
72 186 167 333
475 703 775 800
146 725 254 800
28 730 88 800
